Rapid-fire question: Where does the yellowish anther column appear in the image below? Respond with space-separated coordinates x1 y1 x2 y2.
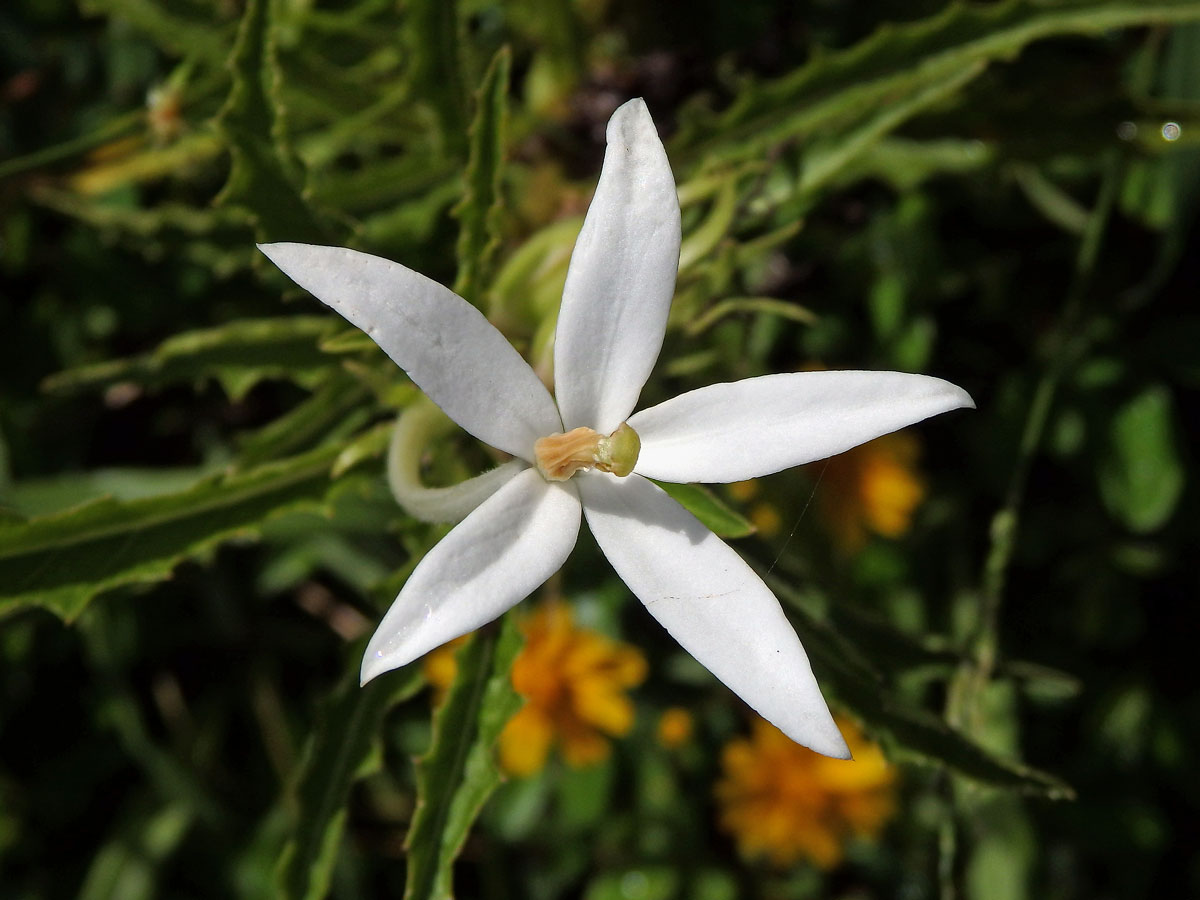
534 422 641 482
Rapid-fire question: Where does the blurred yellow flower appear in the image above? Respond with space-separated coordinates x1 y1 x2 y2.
749 503 783 538
728 480 783 538
424 605 647 777
716 716 896 869
503 604 647 776
656 707 695 749
815 432 926 553
727 480 760 503
421 635 467 703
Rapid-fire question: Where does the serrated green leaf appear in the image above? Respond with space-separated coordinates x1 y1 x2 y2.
674 0 1200 185
237 373 372 467
215 0 332 243
0 443 343 622
798 60 984 200
79 0 228 64
1098 385 1185 533
2 466 217 518
357 179 462 252
774 581 1073 798
31 187 258 277
452 46 512 307
829 602 961 674
313 154 460 215
653 481 756 539
405 616 524 900
275 658 423 900
43 317 342 401
404 0 470 159
833 136 994 192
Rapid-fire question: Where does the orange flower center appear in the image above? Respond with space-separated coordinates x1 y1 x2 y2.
533 422 641 482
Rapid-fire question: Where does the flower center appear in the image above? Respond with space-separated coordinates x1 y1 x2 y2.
534 422 641 482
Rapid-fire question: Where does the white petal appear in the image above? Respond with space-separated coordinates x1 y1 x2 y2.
630 370 975 483
259 243 560 461
361 468 581 683
553 98 681 434
578 472 849 758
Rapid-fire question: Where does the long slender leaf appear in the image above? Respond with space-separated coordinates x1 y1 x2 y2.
2 466 219 518
215 0 332 243
0 443 344 621
452 46 512 307
237 373 372 466
404 0 470 158
774 581 1073 798
275 658 424 900
405 616 524 900
42 317 343 401
674 0 1200 172
79 0 228 64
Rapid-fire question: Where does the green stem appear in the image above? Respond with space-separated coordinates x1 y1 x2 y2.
955 150 1121 728
940 151 1123 892
0 111 143 180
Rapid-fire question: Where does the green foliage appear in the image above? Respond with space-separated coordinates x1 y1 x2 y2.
404 0 472 159
1098 385 1185 533
42 317 343 401
654 481 757 539
0 444 341 621
674 0 1200 203
4 0 1200 897
215 0 335 243
778 584 1072 798
276 661 424 900
405 618 524 900
452 46 513 307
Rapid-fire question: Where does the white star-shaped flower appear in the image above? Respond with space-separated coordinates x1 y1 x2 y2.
260 98 973 758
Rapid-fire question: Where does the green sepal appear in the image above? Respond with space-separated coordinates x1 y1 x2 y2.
653 481 757 539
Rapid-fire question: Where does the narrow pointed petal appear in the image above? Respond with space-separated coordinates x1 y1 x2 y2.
554 99 681 434
629 370 975 483
361 468 581 683
259 243 560 460
578 473 849 758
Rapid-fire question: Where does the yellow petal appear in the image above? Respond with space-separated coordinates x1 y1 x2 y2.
559 722 610 768
572 679 635 736
499 706 555 777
